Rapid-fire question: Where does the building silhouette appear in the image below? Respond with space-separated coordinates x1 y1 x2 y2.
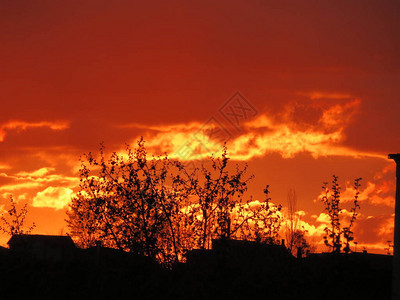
8 234 76 261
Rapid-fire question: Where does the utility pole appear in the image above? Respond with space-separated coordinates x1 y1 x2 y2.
389 153 400 300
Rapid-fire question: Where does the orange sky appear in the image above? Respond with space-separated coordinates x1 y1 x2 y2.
1 0 399 253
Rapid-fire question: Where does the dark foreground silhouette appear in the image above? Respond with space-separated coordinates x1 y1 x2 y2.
0 236 392 299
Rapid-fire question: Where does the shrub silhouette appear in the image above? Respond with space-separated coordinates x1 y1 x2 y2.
320 175 361 254
0 195 35 236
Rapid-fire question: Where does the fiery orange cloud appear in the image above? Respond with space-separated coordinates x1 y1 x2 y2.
0 164 10 170
314 164 396 208
16 167 55 177
116 121 204 132
32 186 73 210
0 168 78 186
353 214 395 253
297 91 352 100
0 120 70 142
0 181 42 192
125 98 385 161
0 167 79 213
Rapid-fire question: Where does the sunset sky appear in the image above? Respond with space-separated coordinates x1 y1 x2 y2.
1 0 399 253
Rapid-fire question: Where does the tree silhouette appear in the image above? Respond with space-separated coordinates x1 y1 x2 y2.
320 175 361 254
0 195 35 235
67 138 186 264
283 189 312 256
228 185 282 244
174 146 252 249
285 189 299 254
67 138 283 264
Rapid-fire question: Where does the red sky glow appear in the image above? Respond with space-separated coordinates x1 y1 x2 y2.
1 0 399 253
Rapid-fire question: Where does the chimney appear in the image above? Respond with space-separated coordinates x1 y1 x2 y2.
389 153 400 300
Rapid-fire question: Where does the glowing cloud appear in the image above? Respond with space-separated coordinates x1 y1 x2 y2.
297 91 352 100
0 164 10 170
1 168 78 185
16 167 56 177
125 98 385 161
323 164 397 207
32 186 73 210
0 120 70 142
0 182 42 192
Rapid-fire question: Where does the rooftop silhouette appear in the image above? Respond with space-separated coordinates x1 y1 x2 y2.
0 234 393 299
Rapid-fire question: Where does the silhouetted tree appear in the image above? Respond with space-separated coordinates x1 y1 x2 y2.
284 189 311 256
228 186 282 243
285 189 299 254
175 149 282 249
0 195 35 235
174 146 252 249
67 138 283 264
320 175 361 254
67 138 185 264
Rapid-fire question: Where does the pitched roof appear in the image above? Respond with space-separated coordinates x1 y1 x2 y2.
7 234 76 248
